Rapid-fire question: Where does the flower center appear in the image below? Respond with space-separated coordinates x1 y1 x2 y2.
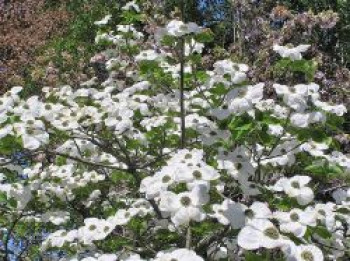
89 225 97 230
235 162 243 170
103 226 110 233
263 227 280 240
291 181 300 189
184 153 192 159
280 148 287 154
209 130 217 136
244 209 255 219
290 86 296 93
237 88 247 98
290 212 299 222
180 196 191 206
301 250 314 261
162 175 171 183
192 170 202 179
318 209 326 216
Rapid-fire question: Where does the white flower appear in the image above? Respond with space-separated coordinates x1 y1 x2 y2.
217 147 255 180
262 140 299 167
81 254 117 261
121 1 140 12
166 20 201 37
211 199 247 229
273 44 310 60
78 218 114 244
9 86 23 95
286 244 324 261
94 15 112 26
300 141 328 157
245 201 272 223
274 208 316 237
308 203 337 227
272 176 314 205
156 20 201 40
314 100 347 116
290 113 310 128
43 230 69 248
332 188 350 206
238 219 290 250
167 149 204 166
226 83 264 115
158 185 208 227
268 124 284 136
140 174 172 199
185 39 204 56
154 248 204 261
1 183 32 210
14 119 49 150
135 49 165 62
122 254 145 261
108 208 138 226
213 60 248 85
41 211 70 225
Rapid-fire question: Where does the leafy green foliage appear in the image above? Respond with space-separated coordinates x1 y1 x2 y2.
274 58 318 82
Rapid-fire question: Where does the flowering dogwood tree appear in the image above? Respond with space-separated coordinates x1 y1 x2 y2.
0 2 349 260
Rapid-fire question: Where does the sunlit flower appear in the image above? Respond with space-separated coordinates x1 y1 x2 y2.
273 44 310 60
154 248 204 261
238 219 290 250
271 176 314 205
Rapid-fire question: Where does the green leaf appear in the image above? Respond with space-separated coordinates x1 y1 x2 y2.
110 171 134 183
0 135 23 155
8 198 18 208
195 29 214 43
0 192 7 202
229 114 255 142
305 161 343 176
245 251 270 261
209 83 228 95
195 71 209 83
313 226 332 239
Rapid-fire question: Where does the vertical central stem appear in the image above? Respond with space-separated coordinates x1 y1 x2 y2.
180 37 185 149
179 0 186 149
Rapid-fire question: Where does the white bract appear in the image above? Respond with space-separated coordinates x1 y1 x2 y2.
158 185 209 227
238 219 291 250
154 248 204 261
273 44 311 60
94 15 112 26
270 175 314 205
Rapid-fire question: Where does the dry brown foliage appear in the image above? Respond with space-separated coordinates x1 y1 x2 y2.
0 0 70 91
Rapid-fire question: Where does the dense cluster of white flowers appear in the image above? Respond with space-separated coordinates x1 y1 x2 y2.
0 1 349 260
